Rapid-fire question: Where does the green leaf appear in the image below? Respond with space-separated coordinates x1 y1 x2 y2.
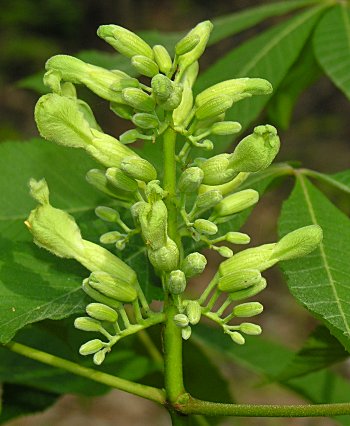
0 383 58 424
302 168 350 195
272 325 348 382
278 175 350 353
0 140 160 342
313 4 350 100
195 5 326 155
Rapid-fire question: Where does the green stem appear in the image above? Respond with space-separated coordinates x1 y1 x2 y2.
198 272 220 305
179 397 350 417
4 341 166 404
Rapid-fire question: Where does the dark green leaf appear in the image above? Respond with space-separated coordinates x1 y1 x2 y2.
278 176 350 353
313 4 350 100
272 326 348 382
195 5 326 155
0 383 58 424
302 168 350 195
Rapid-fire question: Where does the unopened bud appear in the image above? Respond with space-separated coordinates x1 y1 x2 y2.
233 302 263 318
178 167 204 193
99 231 125 245
211 121 242 136
229 331 245 345
74 317 103 332
193 219 218 235
153 45 172 75
86 303 118 323
79 339 104 356
95 206 120 223
111 77 140 91
88 271 137 303
131 55 159 77
121 156 157 182
216 246 233 258
228 278 267 302
97 25 154 59
195 95 233 121
93 350 106 365
195 190 223 211
151 74 173 102
182 326 192 340
176 34 200 56
273 225 323 261
225 232 250 245
200 154 236 186
218 269 262 293
132 113 159 129
173 82 194 127
181 252 207 278
106 167 138 192
214 189 259 217
160 83 183 111
186 300 201 325
229 125 280 172
168 270 187 295
174 314 189 328
119 129 141 144
82 280 122 310
110 102 134 120
239 322 262 336
122 88 155 112
148 238 179 272
86 169 134 201
139 200 168 250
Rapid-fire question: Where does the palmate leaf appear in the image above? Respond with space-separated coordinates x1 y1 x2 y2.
278 175 350 353
0 140 160 343
302 168 350 195
313 4 350 100
194 5 327 155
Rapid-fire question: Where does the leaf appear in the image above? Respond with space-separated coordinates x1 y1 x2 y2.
313 4 350 100
0 140 161 342
195 5 326 155
278 175 350 353
302 168 350 195
0 383 59 424
193 324 350 425
272 325 348 382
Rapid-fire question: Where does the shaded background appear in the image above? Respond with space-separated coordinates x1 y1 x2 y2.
1 0 349 425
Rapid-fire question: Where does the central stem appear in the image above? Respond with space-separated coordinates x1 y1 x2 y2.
162 127 187 420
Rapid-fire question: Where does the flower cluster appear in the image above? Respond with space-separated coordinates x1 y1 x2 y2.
26 21 322 364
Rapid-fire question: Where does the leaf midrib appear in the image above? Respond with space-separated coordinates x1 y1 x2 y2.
298 174 350 337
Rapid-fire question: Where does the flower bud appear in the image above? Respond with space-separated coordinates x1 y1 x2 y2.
115 239 126 251
145 180 167 201
193 219 218 235
93 350 106 365
182 326 192 340
160 83 183 111
148 238 179 272
95 206 120 223
97 25 154 59
132 113 159 129
195 78 273 107
172 82 193 127
87 271 137 303
195 190 223 211
273 225 323 261
239 323 262 336
122 88 155 112
86 169 135 201
79 339 104 356
195 95 233 121
210 121 242 136
119 129 141 144
186 300 201 325
106 167 138 192
111 77 140 91
153 45 172 75
29 178 50 205
228 278 267 302
138 200 168 250
181 252 207 278
86 303 118 323
233 302 264 318
229 331 245 345
178 167 204 193
110 102 134 120
74 317 103 332
225 232 250 245
82 280 121 310
178 21 213 73
216 246 233 258
219 244 276 276
151 74 173 102
176 34 200 56
218 269 262 293
43 69 61 93
131 55 159 77
229 125 280 172
200 154 236 186
174 314 189 328
213 189 259 217
120 156 157 182
167 270 186 295
99 231 125 245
